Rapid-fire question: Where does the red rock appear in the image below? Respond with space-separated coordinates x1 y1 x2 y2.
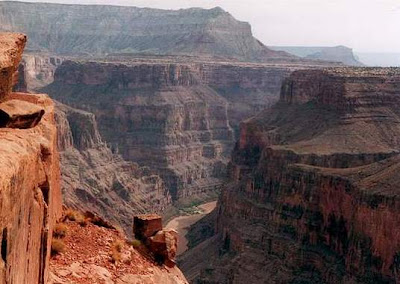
187 68 400 283
133 214 163 240
148 229 178 268
0 99 44 128
0 32 62 284
0 33 26 101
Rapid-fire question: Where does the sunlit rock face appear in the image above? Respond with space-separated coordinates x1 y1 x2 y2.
0 32 62 284
182 67 400 284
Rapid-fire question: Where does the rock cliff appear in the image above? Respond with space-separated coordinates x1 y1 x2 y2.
55 102 172 234
0 1 293 62
44 60 306 203
182 67 400 283
0 33 62 284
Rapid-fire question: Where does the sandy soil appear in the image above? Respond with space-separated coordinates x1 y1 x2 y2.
165 201 217 255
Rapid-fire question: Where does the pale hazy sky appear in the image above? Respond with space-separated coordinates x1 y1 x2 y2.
5 0 400 53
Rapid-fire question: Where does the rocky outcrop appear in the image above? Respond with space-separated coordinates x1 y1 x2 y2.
49 215 188 284
134 214 178 268
0 33 62 284
0 33 26 100
55 102 172 235
183 67 400 283
0 1 295 62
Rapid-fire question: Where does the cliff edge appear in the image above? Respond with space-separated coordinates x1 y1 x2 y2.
0 33 62 283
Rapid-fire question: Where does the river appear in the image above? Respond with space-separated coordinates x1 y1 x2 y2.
165 201 217 255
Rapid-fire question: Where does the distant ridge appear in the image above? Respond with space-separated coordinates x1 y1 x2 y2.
0 1 294 62
271 45 364 66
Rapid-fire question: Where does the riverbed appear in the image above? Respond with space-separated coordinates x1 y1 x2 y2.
165 201 217 255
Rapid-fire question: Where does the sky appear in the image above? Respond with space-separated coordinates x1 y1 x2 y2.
7 0 400 53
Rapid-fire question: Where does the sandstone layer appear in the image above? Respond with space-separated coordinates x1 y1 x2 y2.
182 67 400 283
55 102 172 234
0 33 62 284
0 1 294 62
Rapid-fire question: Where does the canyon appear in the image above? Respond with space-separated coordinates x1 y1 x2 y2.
0 32 189 284
181 67 400 283
43 59 310 208
3 3 398 284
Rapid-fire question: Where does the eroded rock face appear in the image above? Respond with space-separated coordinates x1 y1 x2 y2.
55 103 172 235
44 60 308 202
185 68 400 283
0 32 62 284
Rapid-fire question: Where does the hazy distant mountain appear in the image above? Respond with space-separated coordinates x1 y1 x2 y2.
270 45 363 66
355 52 400 67
0 1 293 62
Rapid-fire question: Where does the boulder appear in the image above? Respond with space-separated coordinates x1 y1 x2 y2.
0 99 44 128
148 229 178 268
133 214 162 240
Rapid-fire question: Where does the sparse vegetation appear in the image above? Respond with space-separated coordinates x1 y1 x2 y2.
51 239 66 256
110 240 124 263
64 209 88 226
53 223 68 238
64 209 78 221
127 238 142 248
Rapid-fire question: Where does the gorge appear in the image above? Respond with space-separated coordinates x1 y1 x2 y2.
0 2 399 284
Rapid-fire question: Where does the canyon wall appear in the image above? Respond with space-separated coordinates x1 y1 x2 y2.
44 60 300 203
0 1 294 62
0 33 62 284
55 102 172 233
182 67 400 283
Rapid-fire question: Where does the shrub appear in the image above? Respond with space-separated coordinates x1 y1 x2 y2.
110 240 124 263
112 240 123 253
53 223 68 239
51 239 66 256
127 239 142 248
110 249 121 263
64 209 78 221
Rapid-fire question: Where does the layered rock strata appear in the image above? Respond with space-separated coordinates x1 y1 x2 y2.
44 60 324 202
0 33 62 284
0 1 295 62
55 102 172 234
45 60 240 201
184 67 400 283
